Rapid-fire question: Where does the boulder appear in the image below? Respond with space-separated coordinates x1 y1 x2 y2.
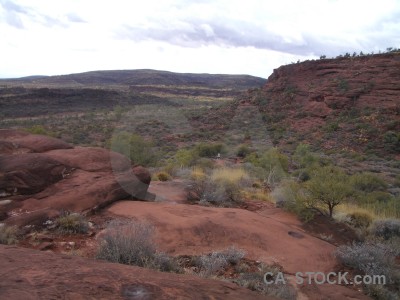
0 129 73 153
0 153 67 194
0 130 151 226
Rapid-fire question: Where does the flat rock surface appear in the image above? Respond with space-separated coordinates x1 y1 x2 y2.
0 245 272 300
107 199 371 300
108 200 336 274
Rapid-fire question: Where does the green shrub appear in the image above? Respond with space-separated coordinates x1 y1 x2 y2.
259 148 289 172
236 144 252 158
252 181 262 189
173 149 198 167
245 148 289 186
272 180 315 222
351 173 388 193
195 143 225 158
56 212 89 234
305 166 352 217
109 132 159 167
365 191 393 203
394 175 400 188
292 169 311 182
0 225 18 245
193 158 214 170
383 131 400 152
324 121 339 133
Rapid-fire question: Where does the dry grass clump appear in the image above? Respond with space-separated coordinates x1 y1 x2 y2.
96 220 180 273
153 171 172 181
347 211 374 228
196 246 246 277
187 167 250 207
0 224 18 245
56 212 89 234
211 168 250 185
234 263 297 300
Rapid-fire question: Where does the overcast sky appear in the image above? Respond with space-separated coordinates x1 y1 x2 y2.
1 0 399 78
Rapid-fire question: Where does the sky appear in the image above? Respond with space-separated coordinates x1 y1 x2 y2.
0 0 399 79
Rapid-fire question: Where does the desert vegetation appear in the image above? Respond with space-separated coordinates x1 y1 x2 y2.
335 218 400 299
1 56 399 299
96 219 180 272
0 225 18 245
55 211 90 234
95 218 298 299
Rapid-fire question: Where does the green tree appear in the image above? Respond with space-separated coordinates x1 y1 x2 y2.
293 143 318 168
173 149 197 168
245 147 289 187
109 132 158 166
195 143 225 158
304 166 352 217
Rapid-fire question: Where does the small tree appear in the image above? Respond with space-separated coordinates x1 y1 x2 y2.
109 132 158 166
304 166 352 217
293 143 318 168
174 149 197 168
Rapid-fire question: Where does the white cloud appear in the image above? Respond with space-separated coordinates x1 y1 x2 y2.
0 0 399 78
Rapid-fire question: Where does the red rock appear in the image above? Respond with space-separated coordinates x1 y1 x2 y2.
12 134 73 153
132 165 151 185
0 153 67 194
0 129 73 153
45 146 131 172
37 241 54 251
249 53 400 155
0 245 272 300
0 130 151 226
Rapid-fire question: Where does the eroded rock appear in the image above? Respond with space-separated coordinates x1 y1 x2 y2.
0 245 271 300
0 130 151 226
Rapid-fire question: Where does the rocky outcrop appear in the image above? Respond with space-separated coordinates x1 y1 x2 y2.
0 130 150 226
0 245 271 300
249 53 400 155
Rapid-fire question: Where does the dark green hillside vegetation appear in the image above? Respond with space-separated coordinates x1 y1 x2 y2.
0 69 266 89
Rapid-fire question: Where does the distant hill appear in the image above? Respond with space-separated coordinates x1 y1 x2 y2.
0 69 266 118
0 69 266 90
